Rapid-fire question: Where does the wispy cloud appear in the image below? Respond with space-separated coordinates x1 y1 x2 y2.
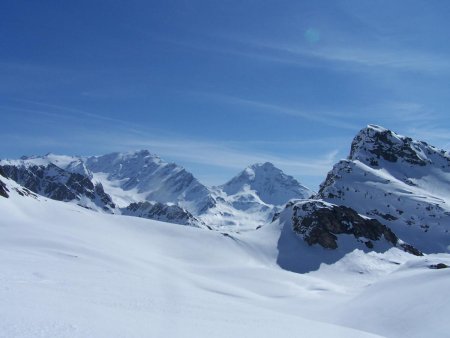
159 33 450 74
189 92 360 130
265 42 450 73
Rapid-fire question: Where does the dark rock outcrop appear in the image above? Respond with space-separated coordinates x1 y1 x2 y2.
289 200 422 256
429 263 449 269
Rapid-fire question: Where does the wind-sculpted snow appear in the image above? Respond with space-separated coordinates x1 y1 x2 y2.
319 125 450 253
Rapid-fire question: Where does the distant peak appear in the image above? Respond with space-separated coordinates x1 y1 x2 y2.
222 161 312 204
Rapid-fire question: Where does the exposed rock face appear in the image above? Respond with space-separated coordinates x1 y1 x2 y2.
121 201 205 228
282 200 422 256
0 167 9 198
295 202 397 249
429 263 449 269
0 179 9 198
349 124 435 167
0 163 115 211
317 125 450 253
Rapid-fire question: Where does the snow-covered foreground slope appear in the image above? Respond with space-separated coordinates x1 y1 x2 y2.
1 175 450 338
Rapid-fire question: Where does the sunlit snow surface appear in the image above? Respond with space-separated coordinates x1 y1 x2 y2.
1 176 450 338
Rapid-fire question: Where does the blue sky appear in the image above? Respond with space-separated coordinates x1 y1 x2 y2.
2 1 450 189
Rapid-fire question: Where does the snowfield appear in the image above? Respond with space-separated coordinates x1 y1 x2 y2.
1 176 450 338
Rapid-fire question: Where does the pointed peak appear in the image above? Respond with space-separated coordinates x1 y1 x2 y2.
222 162 312 204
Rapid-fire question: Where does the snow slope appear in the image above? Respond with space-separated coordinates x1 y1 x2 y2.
1 175 450 337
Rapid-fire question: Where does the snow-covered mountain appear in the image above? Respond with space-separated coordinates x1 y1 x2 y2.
85 150 216 215
1 152 313 230
1 151 216 215
200 162 313 230
0 151 219 225
317 125 450 253
0 158 115 212
221 162 312 205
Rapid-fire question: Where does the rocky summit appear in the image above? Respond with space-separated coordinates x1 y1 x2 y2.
317 125 450 253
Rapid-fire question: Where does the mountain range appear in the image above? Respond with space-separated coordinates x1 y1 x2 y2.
1 124 449 255
0 151 312 230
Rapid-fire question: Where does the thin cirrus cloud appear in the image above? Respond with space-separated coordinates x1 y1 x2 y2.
246 40 450 73
189 91 361 130
162 32 450 74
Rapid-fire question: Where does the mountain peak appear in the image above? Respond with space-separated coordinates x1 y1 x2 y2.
349 125 434 167
319 125 450 253
222 163 312 205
